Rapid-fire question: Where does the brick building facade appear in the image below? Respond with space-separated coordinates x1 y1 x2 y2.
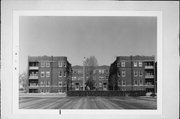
71 65 109 91
27 56 72 93
108 56 156 93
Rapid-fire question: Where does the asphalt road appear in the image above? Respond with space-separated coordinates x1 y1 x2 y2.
19 96 157 109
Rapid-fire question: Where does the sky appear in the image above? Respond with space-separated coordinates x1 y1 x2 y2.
19 16 157 73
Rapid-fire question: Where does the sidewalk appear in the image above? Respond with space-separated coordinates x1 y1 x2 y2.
19 93 67 97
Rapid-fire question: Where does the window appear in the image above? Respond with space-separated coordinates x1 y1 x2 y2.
58 81 62 87
64 71 66 77
99 70 102 74
58 89 62 93
47 81 50 86
139 62 142 67
63 62 67 67
117 71 121 77
59 71 62 77
40 89 43 93
139 80 143 85
122 71 126 77
103 83 107 88
93 70 96 74
44 81 47 86
134 71 138 77
118 82 121 86
101 70 105 74
58 61 63 67
139 70 143 77
41 72 45 77
121 61 125 67
134 80 138 85
46 61 50 67
105 69 109 74
122 80 126 86
73 70 78 74
40 81 43 86
78 70 82 74
46 71 50 77
134 62 137 67
99 82 102 87
46 90 49 93
64 82 66 87
41 61 45 67
117 62 120 67
72 76 75 80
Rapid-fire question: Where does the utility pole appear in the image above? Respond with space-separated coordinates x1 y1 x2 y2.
83 57 86 91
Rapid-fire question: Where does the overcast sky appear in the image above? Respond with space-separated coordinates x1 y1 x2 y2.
19 16 157 73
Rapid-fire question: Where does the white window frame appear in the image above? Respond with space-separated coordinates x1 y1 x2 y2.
58 89 62 93
64 71 66 77
58 81 62 87
58 61 63 67
47 81 50 86
41 61 45 67
101 70 105 74
103 84 107 89
134 71 138 77
117 62 120 67
139 80 143 85
117 71 121 77
122 80 126 86
121 61 125 67
63 62 67 67
122 71 126 77
58 70 62 77
40 81 43 86
46 61 50 67
64 82 67 87
134 62 138 67
41 71 45 77
139 61 143 67
139 70 143 77
134 80 138 85
99 82 102 87
46 71 50 77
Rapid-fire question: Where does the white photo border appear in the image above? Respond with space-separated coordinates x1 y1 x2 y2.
13 10 162 115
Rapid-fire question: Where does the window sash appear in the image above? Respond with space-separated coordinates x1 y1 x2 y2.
41 62 45 67
121 62 125 67
134 62 137 67
41 72 45 77
122 71 126 77
46 71 50 77
46 62 50 67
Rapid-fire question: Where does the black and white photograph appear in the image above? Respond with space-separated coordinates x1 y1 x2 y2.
19 15 158 110
1 1 179 119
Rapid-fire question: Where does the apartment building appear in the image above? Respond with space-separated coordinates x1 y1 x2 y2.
27 56 72 93
108 56 156 93
71 65 109 91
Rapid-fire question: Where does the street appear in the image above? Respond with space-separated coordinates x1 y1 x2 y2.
19 96 157 109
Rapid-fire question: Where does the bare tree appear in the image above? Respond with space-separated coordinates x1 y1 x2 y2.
85 56 98 67
19 72 28 91
85 56 98 90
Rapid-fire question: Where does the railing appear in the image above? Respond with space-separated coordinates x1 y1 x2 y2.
144 66 154 69
144 84 154 88
145 75 154 78
29 85 39 88
29 66 39 70
29 76 38 79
